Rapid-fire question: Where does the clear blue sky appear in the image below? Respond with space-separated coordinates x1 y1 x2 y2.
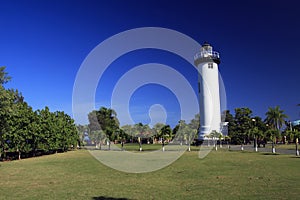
1 0 300 127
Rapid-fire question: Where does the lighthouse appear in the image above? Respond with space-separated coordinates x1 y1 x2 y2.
194 43 221 140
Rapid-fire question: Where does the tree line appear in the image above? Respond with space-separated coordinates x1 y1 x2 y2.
225 107 300 146
0 67 79 160
80 105 300 152
77 107 200 151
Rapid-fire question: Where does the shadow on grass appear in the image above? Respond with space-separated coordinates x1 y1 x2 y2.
92 196 131 200
262 153 280 156
228 150 256 154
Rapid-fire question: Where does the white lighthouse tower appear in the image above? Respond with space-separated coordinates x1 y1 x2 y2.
194 43 221 140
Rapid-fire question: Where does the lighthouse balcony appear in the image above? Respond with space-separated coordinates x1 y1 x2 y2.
194 51 220 60
194 50 220 65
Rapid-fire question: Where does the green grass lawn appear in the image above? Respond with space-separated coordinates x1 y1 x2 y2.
0 148 299 200
265 143 298 150
116 143 164 151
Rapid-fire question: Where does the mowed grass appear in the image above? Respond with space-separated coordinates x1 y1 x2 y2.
117 143 163 151
266 143 299 150
0 148 299 200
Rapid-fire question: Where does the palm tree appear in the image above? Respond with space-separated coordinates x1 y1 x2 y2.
265 106 288 153
134 123 150 151
210 131 221 151
265 106 288 130
152 123 164 144
90 130 105 150
121 124 134 143
248 126 263 152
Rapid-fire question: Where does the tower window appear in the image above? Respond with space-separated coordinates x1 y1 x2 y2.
208 63 213 69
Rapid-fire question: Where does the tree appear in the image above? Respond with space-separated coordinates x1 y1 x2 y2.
248 117 266 151
35 107 79 154
224 110 235 136
5 101 34 159
224 135 231 148
233 108 253 145
28 110 43 156
160 125 172 142
188 114 200 143
0 88 12 159
209 130 221 150
189 114 200 131
285 130 295 143
160 125 172 151
37 107 55 152
88 110 101 132
90 130 106 149
0 67 12 160
152 123 165 144
0 88 30 159
121 124 134 143
76 124 88 146
133 123 148 151
265 106 288 131
0 66 11 85
0 67 80 160
265 106 288 153
173 120 186 145
175 120 195 151
88 107 120 142
265 129 280 153
248 126 263 152
54 111 79 151
133 123 152 150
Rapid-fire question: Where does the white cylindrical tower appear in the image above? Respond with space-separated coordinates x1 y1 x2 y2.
194 43 221 140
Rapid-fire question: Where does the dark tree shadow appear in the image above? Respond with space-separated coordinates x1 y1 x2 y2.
290 156 300 158
92 196 131 200
262 153 280 155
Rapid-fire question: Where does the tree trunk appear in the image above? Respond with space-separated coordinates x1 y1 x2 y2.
188 136 191 151
18 151 21 160
139 141 142 151
254 136 258 152
296 138 299 156
272 141 276 153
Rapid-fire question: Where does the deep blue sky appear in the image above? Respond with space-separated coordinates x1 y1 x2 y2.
1 0 300 127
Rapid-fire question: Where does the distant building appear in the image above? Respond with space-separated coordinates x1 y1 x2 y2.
292 120 300 126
